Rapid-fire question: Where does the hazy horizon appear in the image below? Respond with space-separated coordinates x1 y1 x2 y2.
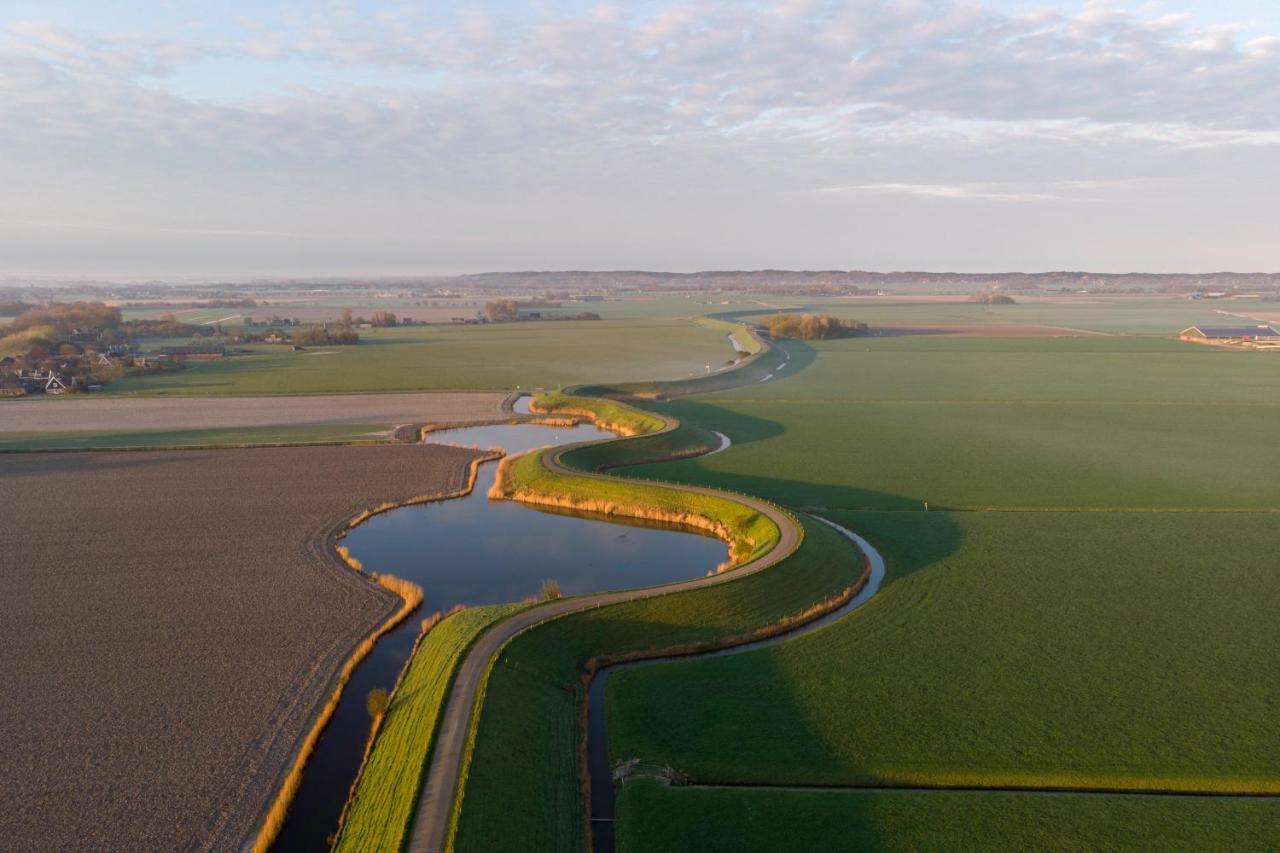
3 0 1278 277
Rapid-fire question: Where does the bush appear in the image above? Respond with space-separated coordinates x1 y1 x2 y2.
366 687 390 720
540 578 562 601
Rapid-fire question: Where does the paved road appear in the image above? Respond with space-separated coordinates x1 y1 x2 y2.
406 333 804 853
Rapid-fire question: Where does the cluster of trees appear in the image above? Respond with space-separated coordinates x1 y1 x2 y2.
0 300 33 317
1 302 125 357
485 299 520 322
291 326 361 346
765 313 868 340
970 293 1017 305
484 299 601 323
122 315 212 338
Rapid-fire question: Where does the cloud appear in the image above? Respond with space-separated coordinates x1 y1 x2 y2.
0 1 1276 273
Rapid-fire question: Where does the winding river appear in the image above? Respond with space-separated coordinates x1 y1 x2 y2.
272 402 729 851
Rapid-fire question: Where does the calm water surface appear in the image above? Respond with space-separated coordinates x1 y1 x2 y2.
272 407 727 851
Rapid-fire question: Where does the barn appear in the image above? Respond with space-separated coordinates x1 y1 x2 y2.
1180 325 1280 344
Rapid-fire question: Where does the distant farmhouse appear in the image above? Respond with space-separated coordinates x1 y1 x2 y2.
1180 325 1280 349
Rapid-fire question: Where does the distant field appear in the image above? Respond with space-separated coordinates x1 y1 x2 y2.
0 423 394 451
0 444 481 851
98 319 734 395
628 338 1280 509
618 781 1280 852
779 296 1256 335
0 392 503 438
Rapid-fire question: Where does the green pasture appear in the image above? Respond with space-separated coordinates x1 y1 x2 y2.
608 510 1280 793
494 448 779 565
625 337 1280 510
617 781 1280 853
336 603 527 853
764 296 1263 335
99 319 735 396
450 515 865 852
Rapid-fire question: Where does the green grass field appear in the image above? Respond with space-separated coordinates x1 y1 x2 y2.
617 781 1280 853
450 514 865 852
492 448 780 567
626 338 1280 510
609 511 1280 792
335 603 527 853
100 319 735 396
598 330 1280 849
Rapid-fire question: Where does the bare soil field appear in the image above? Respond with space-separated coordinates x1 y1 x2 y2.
872 323 1105 337
0 444 483 852
0 391 504 434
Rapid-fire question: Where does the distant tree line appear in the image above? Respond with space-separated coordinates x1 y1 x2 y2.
484 299 600 323
970 293 1017 305
764 313 868 340
291 326 360 346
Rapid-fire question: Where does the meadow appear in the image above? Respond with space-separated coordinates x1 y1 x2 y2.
618 781 1280 853
335 603 528 853
627 337 1280 510
100 319 733 395
600 329 1280 848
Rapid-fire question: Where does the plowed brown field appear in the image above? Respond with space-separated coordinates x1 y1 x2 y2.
0 444 483 852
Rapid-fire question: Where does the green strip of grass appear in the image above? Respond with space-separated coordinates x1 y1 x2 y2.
449 514 863 852
530 391 667 436
493 448 779 567
616 780 1280 853
335 603 528 853
0 423 393 451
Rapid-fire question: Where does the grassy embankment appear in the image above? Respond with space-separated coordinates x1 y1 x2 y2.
488 447 778 570
527 391 667 436
449 513 865 852
617 780 1280 853
602 333 1280 849
253 572 424 853
334 603 529 852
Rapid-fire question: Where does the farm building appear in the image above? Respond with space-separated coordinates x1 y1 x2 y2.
1180 325 1280 346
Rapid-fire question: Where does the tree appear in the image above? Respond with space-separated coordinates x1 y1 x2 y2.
485 299 520 322
765 313 867 340
371 310 398 327
366 687 390 720
540 578 562 600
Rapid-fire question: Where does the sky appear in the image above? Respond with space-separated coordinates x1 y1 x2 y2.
1 1 1277 278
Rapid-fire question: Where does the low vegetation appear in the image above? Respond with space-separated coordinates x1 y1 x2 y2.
334 603 528 853
528 390 667 436
764 312 867 340
489 448 779 568
617 780 1280 852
